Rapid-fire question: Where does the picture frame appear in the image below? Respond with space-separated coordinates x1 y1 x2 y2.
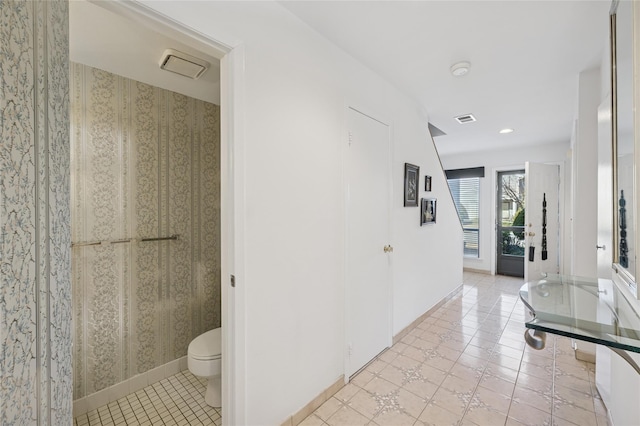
421 198 437 225
425 175 432 192
404 163 420 207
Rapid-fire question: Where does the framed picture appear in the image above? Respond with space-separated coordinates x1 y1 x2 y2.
425 175 432 192
421 198 437 225
404 163 420 207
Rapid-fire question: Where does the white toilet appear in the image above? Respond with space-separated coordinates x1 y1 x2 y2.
188 327 222 407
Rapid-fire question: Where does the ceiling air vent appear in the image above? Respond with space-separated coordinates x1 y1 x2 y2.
454 114 477 124
159 49 209 79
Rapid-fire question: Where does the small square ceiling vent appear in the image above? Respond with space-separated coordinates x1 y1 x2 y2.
454 114 477 124
160 49 209 79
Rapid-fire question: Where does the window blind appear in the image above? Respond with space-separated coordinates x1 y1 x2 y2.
447 177 480 257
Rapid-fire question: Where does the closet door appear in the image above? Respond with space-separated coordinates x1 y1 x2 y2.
345 107 392 378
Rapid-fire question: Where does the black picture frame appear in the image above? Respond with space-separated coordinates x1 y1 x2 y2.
421 198 437 225
404 163 420 207
425 175 432 192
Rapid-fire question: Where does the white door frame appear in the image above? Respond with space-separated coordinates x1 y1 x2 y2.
490 165 526 276
343 104 394 380
523 162 562 282
490 162 565 277
597 95 614 279
495 168 526 277
83 2 246 424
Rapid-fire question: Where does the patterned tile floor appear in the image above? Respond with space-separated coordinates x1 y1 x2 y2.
301 272 609 426
76 272 610 426
74 371 221 426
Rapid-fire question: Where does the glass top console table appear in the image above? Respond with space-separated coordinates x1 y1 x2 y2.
519 274 640 373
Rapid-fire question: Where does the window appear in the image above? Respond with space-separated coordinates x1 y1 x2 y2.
445 167 484 258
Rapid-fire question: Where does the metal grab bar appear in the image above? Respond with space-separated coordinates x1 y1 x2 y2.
71 234 179 247
140 234 179 242
111 238 132 245
71 241 102 248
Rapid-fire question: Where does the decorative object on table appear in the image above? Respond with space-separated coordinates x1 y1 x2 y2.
620 190 629 268
527 223 535 262
424 175 432 192
420 198 437 225
404 163 420 207
541 193 548 260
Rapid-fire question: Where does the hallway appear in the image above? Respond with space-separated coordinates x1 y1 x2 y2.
302 272 607 426
73 272 608 426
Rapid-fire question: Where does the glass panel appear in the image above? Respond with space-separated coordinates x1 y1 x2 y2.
448 177 480 258
500 173 525 226
613 0 636 282
499 172 525 257
463 229 479 257
520 274 640 353
501 228 525 256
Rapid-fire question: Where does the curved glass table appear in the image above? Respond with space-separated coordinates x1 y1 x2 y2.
519 274 640 373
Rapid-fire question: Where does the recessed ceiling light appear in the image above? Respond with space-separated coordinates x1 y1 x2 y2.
499 128 514 134
450 61 471 77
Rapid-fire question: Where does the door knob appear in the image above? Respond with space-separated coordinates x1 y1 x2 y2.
597 245 606 250
383 245 394 253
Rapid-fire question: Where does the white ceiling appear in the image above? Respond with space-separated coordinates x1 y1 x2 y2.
280 0 611 157
70 0 221 105
69 1 611 155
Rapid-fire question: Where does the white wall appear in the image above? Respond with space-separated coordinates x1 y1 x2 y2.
440 142 569 274
139 1 462 424
0 1 73 423
70 0 221 104
596 3 640 423
571 67 601 278
393 133 464 336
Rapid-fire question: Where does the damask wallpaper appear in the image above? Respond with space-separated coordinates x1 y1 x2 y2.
0 0 72 424
70 63 221 399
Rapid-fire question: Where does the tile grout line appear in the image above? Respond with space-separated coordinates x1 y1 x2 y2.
73 371 221 426
420 280 482 425
551 335 557 424
501 302 528 426
417 278 496 425
458 280 517 425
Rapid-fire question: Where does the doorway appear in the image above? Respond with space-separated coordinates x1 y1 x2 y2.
345 107 392 378
68 2 242 424
496 170 526 277
523 162 560 282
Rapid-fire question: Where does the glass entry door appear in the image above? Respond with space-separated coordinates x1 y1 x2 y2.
497 170 525 277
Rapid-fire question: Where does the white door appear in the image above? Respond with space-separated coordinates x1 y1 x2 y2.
496 170 526 277
346 107 392 378
524 162 560 282
595 96 614 409
597 96 614 279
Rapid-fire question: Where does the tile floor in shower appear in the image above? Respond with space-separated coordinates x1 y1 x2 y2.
75 272 609 426
73 371 221 426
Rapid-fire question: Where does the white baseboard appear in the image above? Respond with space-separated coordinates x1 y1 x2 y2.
463 267 492 275
280 376 344 426
392 284 463 345
73 356 189 418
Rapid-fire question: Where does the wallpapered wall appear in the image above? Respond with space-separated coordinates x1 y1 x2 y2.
70 63 221 399
0 0 72 423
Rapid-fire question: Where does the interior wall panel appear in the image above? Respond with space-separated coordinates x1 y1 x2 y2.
0 0 72 423
70 62 220 399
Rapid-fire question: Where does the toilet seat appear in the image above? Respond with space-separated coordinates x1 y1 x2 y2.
188 328 222 361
